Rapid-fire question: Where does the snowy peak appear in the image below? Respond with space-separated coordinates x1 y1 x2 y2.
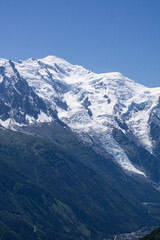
0 55 160 177
39 55 72 67
0 59 18 82
0 59 56 129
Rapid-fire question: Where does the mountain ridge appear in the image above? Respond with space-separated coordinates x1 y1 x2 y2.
0 55 160 239
0 56 160 178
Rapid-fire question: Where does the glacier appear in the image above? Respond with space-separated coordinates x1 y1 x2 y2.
0 55 160 176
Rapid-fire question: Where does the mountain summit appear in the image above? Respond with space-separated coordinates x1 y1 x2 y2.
0 56 160 178
0 55 160 239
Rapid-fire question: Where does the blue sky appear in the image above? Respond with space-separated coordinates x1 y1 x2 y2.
0 0 160 87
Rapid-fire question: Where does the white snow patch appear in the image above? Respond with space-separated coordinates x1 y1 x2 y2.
0 75 3 83
37 111 52 122
0 118 24 130
26 115 36 124
0 119 11 128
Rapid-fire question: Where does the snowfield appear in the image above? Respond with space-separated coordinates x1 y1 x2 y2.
0 55 160 176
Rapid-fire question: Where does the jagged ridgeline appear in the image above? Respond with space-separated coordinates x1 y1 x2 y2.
0 56 160 239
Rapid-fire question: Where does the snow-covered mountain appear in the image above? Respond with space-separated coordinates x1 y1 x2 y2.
0 55 160 180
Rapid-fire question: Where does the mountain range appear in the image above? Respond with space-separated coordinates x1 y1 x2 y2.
0 55 160 239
